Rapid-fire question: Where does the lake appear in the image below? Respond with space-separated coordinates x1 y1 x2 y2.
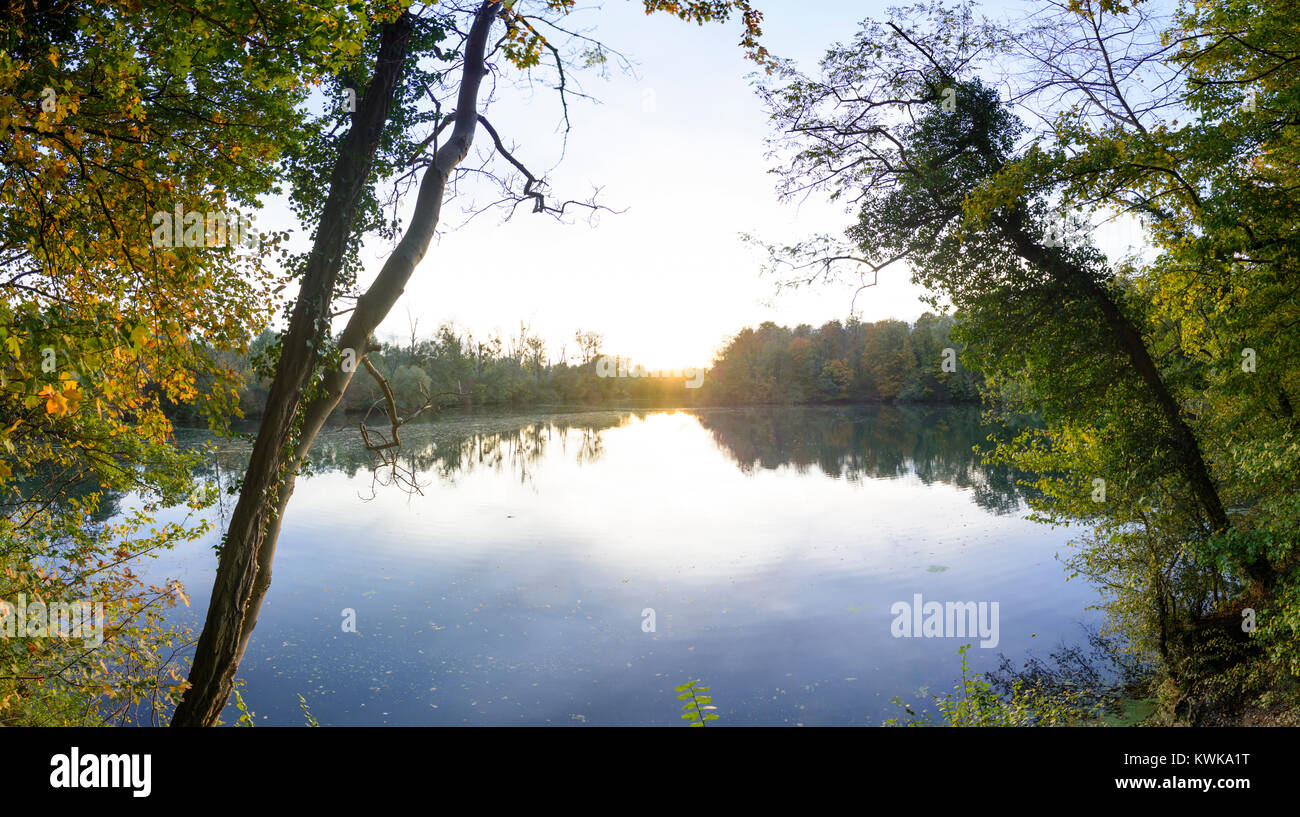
138 405 1103 725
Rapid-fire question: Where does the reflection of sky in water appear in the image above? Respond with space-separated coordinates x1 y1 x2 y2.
140 407 1102 725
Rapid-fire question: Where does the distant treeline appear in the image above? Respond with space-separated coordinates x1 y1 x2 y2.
167 314 980 424
706 314 979 405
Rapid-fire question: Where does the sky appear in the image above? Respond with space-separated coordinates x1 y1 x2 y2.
264 0 1095 371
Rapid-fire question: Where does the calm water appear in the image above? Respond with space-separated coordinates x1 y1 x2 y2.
137 405 1102 725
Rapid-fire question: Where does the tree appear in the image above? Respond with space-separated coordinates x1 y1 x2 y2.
173 0 772 726
574 329 603 366
761 1 1245 557
860 319 915 401
0 0 387 723
983 0 1300 678
758 0 1300 712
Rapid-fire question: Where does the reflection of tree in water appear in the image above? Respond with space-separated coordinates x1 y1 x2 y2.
694 405 1039 515
179 406 1038 514
554 424 605 468
4 465 123 526
366 414 625 490
182 411 640 500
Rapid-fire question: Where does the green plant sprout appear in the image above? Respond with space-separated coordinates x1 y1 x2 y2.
676 679 719 727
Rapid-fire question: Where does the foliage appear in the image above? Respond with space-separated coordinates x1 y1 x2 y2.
706 316 980 405
675 678 718 726
884 645 1106 727
231 688 255 727
764 0 1300 721
0 0 402 724
297 692 320 727
175 313 982 421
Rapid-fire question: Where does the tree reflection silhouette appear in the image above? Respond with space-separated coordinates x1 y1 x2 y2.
181 407 1036 514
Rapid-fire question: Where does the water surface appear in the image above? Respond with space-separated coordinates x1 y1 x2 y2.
142 405 1101 725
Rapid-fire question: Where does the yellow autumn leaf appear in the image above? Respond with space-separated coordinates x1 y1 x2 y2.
38 384 68 416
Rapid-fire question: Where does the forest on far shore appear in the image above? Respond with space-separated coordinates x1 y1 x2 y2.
165 312 982 425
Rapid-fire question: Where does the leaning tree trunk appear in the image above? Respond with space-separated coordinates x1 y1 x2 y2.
172 0 502 727
997 210 1274 593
